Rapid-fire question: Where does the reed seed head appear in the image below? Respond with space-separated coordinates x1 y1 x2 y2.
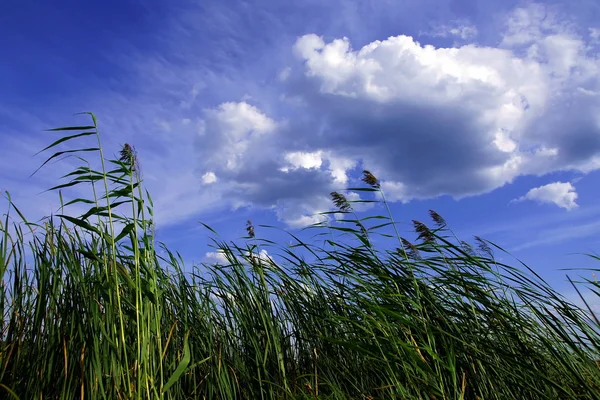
119 143 139 172
361 170 380 189
401 237 421 260
474 236 493 257
356 222 369 240
330 191 351 212
413 220 435 243
246 220 255 238
429 210 446 228
461 241 475 256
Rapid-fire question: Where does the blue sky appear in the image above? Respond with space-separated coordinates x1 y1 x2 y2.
2 0 600 303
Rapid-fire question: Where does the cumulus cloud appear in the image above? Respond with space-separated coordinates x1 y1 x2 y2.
185 3 600 229
253 249 275 263
273 195 331 228
513 182 579 210
192 99 366 228
345 190 375 212
288 32 545 199
281 150 323 171
380 181 411 203
204 248 276 268
204 250 228 264
135 1 598 230
7 0 600 239
268 3 600 210
198 101 277 171
279 150 356 184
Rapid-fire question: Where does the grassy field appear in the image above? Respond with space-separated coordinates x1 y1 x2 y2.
0 113 599 399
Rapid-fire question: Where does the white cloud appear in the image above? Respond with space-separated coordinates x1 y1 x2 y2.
199 101 277 171
210 289 236 304
278 67 292 82
494 129 518 152
183 4 600 229
279 150 355 185
334 212 345 221
380 181 411 203
285 214 327 228
291 33 546 196
501 3 574 46
421 21 478 40
252 249 275 263
216 102 277 135
345 190 374 212
192 101 340 228
513 181 579 210
281 150 323 171
204 250 228 264
326 154 355 185
449 25 478 40
202 171 217 184
205 248 274 268
276 198 330 228
501 4 597 80
284 4 600 205
294 32 548 116
203 101 276 140
563 288 600 316
13 2 600 234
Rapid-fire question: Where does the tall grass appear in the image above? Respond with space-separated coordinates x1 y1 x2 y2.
0 113 599 399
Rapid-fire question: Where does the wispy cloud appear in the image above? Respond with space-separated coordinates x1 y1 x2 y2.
590 27 600 42
511 219 600 252
419 20 478 40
